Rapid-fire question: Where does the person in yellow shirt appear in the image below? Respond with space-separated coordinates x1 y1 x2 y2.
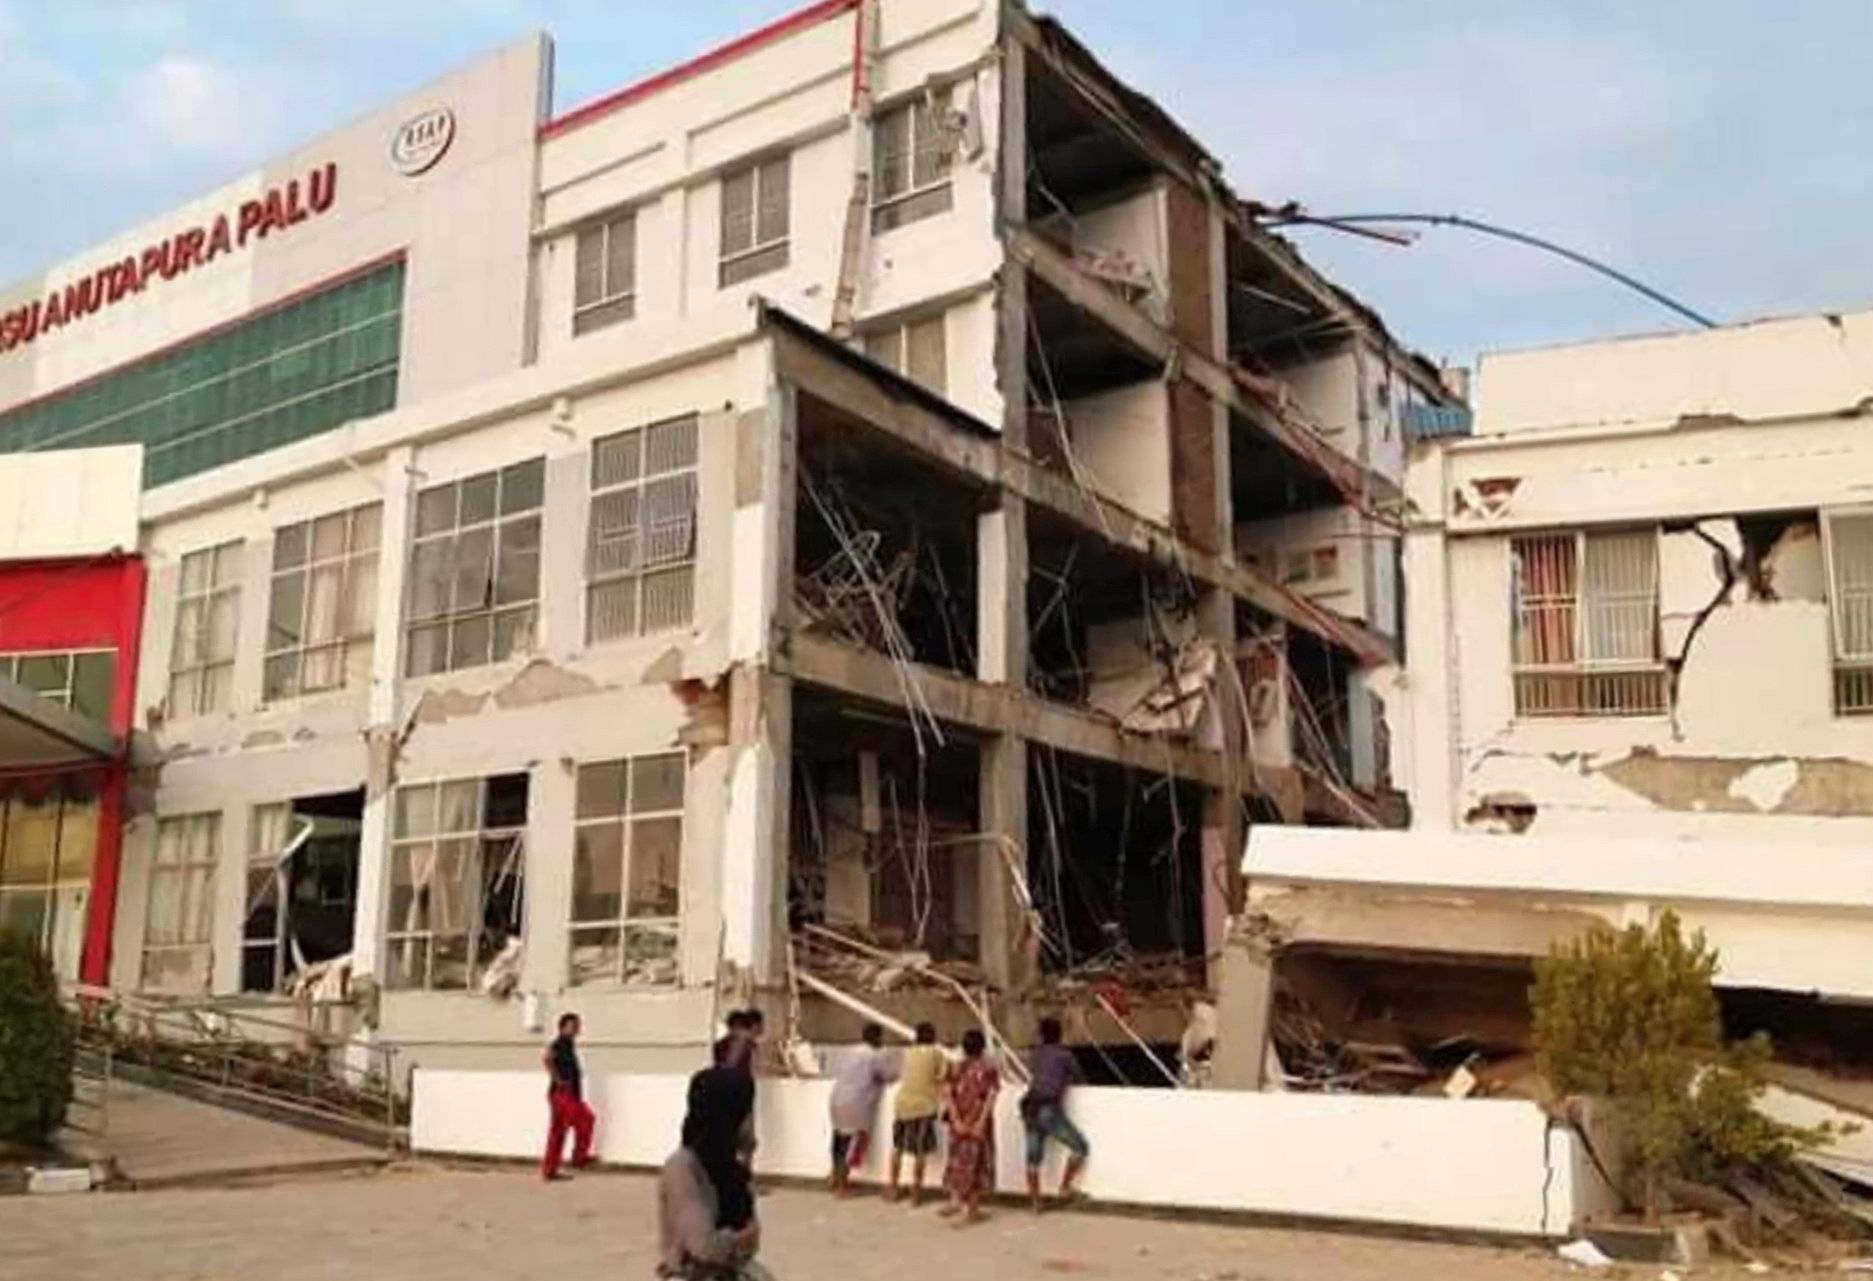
887 1021 948 1205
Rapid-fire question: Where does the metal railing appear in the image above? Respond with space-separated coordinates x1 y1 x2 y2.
64 985 404 1153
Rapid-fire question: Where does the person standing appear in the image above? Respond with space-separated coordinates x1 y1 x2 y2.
939 1029 1000 1224
1020 1016 1090 1212
888 1022 947 1205
828 1022 894 1196
542 1012 596 1181
659 1066 763 1279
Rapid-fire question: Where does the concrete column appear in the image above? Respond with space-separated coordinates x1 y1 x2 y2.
519 756 575 994
210 800 252 995
351 445 415 983
978 733 1031 995
1210 934 1275 1091
538 449 588 663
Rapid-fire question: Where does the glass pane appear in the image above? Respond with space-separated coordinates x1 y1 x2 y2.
55 798 98 883
311 512 348 560
430 933 471 989
1 798 58 886
644 415 698 475
588 579 637 643
306 564 344 644
180 549 211 595
450 614 493 670
350 503 382 551
343 556 377 637
407 538 452 620
172 600 205 668
386 936 429 990
604 214 635 298
641 566 695 634
500 458 545 515
405 623 448 677
641 474 696 567
720 168 756 256
415 484 457 537
451 526 495 612
0 890 49 951
569 926 621 987
143 946 207 994
592 428 641 488
571 822 624 922
492 607 534 662
438 780 480 834
264 653 300 701
574 225 605 307
394 786 436 838
575 759 627 820
588 488 640 576
874 105 911 202
207 591 241 662
268 572 307 648
757 155 790 245
631 754 685 814
17 653 69 696
212 542 243 588
460 472 498 526
495 516 541 605
202 663 234 713
626 817 682 918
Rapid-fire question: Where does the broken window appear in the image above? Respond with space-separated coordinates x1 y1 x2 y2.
405 459 544 677
1825 510 1873 714
569 753 685 987
573 209 636 336
1511 529 1665 717
242 793 363 993
0 650 114 722
0 793 97 978
142 812 219 994
872 88 955 233
862 312 947 395
265 502 380 702
385 773 528 991
587 415 699 643
719 154 790 287
169 541 242 717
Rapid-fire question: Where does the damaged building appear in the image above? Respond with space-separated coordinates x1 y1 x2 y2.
1236 311 1873 1165
0 0 1459 1079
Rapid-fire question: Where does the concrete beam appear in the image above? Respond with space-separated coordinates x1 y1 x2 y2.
763 311 1393 666
1006 224 1400 515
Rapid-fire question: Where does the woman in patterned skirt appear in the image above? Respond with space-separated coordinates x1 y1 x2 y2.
940 1029 1000 1223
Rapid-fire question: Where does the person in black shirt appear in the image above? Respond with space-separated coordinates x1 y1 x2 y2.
542 1012 596 1181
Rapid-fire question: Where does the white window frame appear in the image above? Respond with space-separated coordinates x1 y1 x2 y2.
861 312 948 395
586 415 700 644
718 154 791 287
573 209 636 336
0 649 115 721
1510 527 1666 719
384 774 528 992
568 752 687 987
168 541 243 718
1822 506 1873 715
264 502 380 702
141 812 220 994
404 460 544 678
871 87 956 234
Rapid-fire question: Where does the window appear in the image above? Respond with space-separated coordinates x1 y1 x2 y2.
573 211 636 336
719 155 790 287
385 774 528 990
1826 511 1873 714
244 803 303 993
0 262 403 488
872 89 955 233
169 541 243 717
265 503 380 701
862 313 947 395
142 812 219 994
0 793 98 975
0 650 114 721
587 416 699 643
1511 529 1665 717
405 460 544 677
242 796 362 993
569 753 685 986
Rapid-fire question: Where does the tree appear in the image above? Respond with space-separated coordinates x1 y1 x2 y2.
0 930 74 1148
1531 912 1824 1219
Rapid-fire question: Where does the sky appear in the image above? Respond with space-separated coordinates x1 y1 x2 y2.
3 0 1871 367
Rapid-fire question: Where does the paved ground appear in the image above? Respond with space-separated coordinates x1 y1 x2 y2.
58 1078 385 1187
0 1161 1784 1281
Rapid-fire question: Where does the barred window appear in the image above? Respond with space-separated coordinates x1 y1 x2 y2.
142 812 219 994
569 753 685 987
0 650 114 721
385 774 528 991
1511 529 1665 717
405 460 544 677
587 416 699 643
1826 511 1873 715
862 313 947 395
169 541 243 717
573 210 636 336
719 155 790 287
265 503 380 701
872 89 955 233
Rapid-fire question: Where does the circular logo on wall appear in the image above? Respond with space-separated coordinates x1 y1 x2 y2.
391 107 456 177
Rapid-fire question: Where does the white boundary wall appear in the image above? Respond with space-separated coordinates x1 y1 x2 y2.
413 1070 1605 1237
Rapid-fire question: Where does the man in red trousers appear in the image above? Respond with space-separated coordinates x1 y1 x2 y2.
542 1012 595 1181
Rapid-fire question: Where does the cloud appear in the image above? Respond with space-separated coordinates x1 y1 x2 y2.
128 56 270 164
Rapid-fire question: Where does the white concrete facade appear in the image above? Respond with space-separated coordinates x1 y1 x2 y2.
1249 309 1873 1007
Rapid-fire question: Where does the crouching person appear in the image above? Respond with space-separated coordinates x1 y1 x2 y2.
660 1066 773 1279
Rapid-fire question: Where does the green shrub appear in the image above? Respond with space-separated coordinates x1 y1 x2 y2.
1531 911 1827 1218
0 931 74 1147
